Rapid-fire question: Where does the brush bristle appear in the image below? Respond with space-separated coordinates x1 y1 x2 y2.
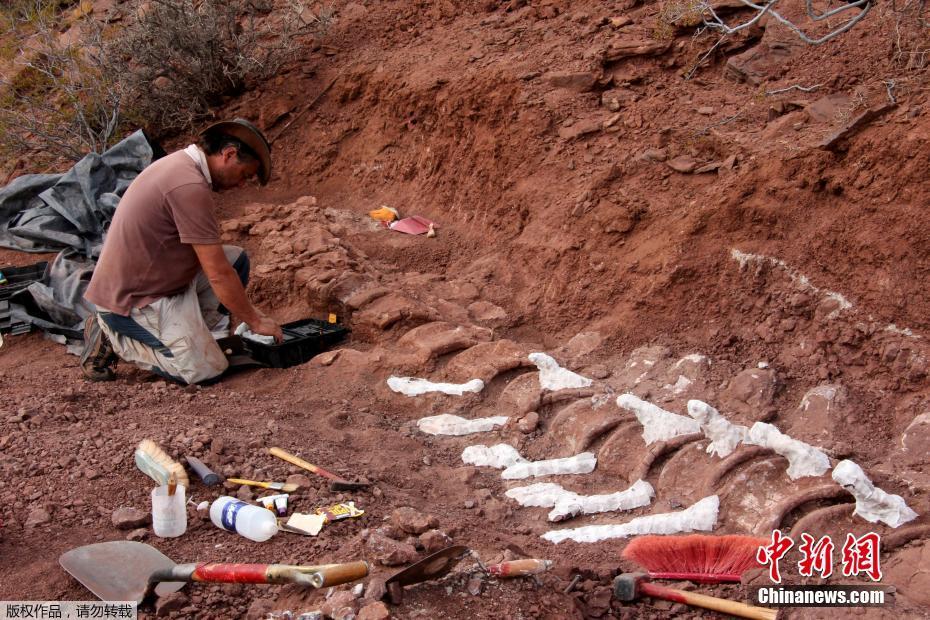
136 439 189 489
622 535 766 576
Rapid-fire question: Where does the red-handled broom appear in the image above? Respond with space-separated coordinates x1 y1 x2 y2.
622 534 766 584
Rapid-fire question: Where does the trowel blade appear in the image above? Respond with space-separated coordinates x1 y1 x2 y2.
385 545 470 588
59 541 185 603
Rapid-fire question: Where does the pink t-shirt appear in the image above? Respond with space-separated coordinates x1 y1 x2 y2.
85 150 219 315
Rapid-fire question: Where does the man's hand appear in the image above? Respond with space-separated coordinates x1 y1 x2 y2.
249 315 283 343
192 244 283 341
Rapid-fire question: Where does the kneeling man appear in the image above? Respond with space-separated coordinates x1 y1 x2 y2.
82 119 282 384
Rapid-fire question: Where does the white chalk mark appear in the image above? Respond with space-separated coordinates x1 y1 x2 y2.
730 249 852 319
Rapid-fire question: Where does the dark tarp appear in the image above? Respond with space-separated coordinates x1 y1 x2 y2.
0 130 156 346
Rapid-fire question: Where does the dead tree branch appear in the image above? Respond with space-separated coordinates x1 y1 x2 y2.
765 82 824 95
701 0 873 45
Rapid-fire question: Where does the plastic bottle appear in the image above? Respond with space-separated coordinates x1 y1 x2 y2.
209 496 278 542
151 484 187 538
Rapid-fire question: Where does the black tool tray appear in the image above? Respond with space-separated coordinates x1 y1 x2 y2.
1 261 48 334
243 318 349 368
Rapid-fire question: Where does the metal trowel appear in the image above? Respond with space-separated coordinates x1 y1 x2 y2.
384 545 470 604
60 541 368 603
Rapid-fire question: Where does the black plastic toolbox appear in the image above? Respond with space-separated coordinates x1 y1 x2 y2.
0 261 48 334
243 318 349 368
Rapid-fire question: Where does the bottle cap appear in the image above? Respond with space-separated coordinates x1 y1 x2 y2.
257 518 278 539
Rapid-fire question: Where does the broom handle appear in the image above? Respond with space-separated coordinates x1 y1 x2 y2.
642 582 777 620
649 571 743 584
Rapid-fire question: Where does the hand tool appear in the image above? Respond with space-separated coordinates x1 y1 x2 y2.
384 545 470 604
185 456 222 486
60 541 368 603
227 478 299 492
268 446 371 491
135 439 189 489
613 573 777 620
487 559 552 577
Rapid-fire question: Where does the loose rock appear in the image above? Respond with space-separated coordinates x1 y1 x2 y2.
545 71 598 92
236 485 254 501
366 531 419 566
126 528 149 541
666 155 699 173
245 598 274 620
321 590 358 619
363 577 387 604
155 592 189 617
518 411 540 433
112 506 151 530
25 508 51 528
357 601 390 620
419 529 453 553
286 473 313 488
391 506 439 534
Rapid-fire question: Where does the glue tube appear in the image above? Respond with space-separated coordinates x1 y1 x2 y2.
259 494 289 517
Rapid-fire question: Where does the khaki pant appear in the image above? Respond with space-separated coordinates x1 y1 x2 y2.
96 245 246 384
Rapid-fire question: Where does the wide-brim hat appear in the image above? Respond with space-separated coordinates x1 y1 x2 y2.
200 118 272 185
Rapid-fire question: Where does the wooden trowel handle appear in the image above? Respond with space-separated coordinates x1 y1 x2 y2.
150 564 323 588
285 561 370 587
268 446 344 482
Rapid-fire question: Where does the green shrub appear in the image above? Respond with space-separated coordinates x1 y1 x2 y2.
109 0 333 134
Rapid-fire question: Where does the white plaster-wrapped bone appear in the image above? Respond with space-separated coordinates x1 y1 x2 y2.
388 376 485 396
502 452 596 480
687 400 748 458
417 413 508 436
549 479 655 522
529 352 593 390
832 460 918 528
461 444 527 469
505 483 569 507
616 394 701 444
505 480 655 521
745 422 831 479
542 495 720 544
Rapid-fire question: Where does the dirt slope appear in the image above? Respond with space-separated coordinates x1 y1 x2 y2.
2 0 930 618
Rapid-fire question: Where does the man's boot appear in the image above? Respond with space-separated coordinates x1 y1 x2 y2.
80 315 118 381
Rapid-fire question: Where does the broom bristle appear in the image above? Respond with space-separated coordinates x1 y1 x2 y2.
623 535 766 577
136 439 190 489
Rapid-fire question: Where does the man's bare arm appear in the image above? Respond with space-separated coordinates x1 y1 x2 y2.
192 243 282 341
